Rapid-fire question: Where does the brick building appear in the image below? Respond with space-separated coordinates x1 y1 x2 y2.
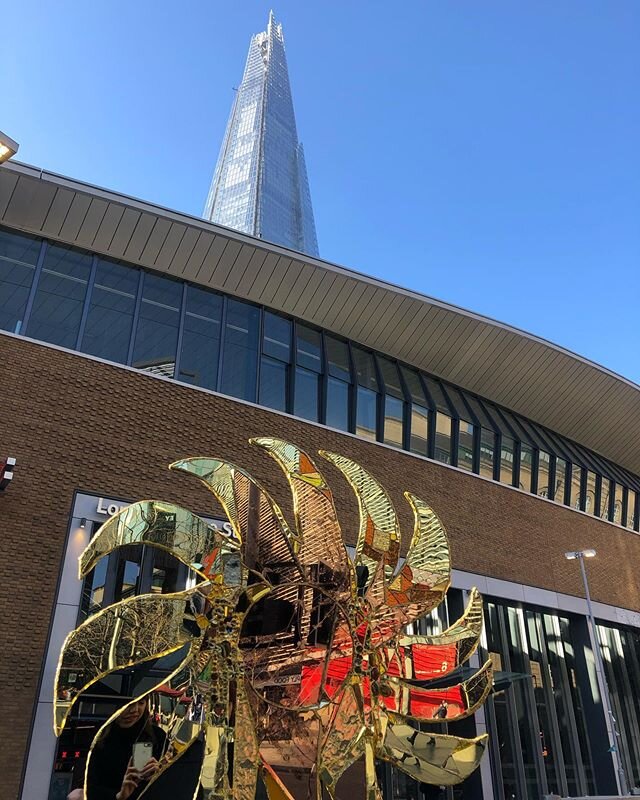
1 161 640 799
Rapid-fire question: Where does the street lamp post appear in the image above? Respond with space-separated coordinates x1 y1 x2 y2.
565 549 629 796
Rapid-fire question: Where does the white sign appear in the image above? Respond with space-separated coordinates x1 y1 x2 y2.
95 497 234 535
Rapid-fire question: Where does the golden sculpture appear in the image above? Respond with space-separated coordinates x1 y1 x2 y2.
54 438 490 799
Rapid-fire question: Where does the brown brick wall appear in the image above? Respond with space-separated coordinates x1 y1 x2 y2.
1 334 639 798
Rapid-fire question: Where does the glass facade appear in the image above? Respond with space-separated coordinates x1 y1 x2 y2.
2 224 640 531
203 12 319 256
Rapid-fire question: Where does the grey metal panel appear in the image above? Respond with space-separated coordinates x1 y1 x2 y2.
169 226 201 274
364 293 409 351
139 218 173 265
310 274 351 329
58 192 93 242
0 169 19 219
295 265 327 316
182 231 216 281
41 187 76 237
249 254 290 299
74 198 109 248
107 207 141 258
302 271 338 318
237 250 278 297
123 212 158 263
230 248 268 294
281 262 315 307
270 260 305 307
376 296 422 354
322 279 362 330
198 237 237 284
91 203 126 252
154 222 187 269
212 242 254 287
343 286 388 341
3 175 57 231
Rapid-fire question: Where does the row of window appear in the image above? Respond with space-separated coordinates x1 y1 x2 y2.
1 224 639 530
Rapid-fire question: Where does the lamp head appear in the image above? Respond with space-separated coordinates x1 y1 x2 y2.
564 548 597 560
0 131 19 164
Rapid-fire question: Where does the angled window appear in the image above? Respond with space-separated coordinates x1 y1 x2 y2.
26 242 92 348
260 313 291 412
424 377 453 464
537 451 551 498
378 357 405 449
219 298 260 401
131 273 182 378
500 435 516 485
554 458 568 504
0 227 40 334
325 336 351 432
178 286 222 390
294 324 321 421
81 258 137 364
519 443 534 493
400 367 429 456
352 347 379 441
570 464 584 511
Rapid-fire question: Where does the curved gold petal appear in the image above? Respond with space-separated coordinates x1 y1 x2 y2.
318 682 367 797
395 588 484 676
253 438 352 583
79 500 240 581
54 589 203 735
170 457 299 569
386 659 493 723
373 493 451 640
319 450 400 605
378 723 488 786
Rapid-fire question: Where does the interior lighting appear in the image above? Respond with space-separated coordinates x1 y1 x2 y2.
0 131 19 164
79 518 87 529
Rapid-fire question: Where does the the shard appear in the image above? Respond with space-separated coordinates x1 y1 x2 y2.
204 12 319 256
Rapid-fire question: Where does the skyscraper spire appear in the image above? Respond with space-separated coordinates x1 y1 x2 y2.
204 13 319 256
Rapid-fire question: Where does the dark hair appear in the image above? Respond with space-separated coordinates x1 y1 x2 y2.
93 701 154 750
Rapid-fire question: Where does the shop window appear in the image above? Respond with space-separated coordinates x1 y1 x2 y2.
26 242 92 348
0 227 40 334
537 451 551 498
457 419 474 472
80 258 137 364
519 443 534 492
326 376 350 431
219 298 260 401
178 285 222 390
500 436 515 485
434 412 452 464
131 273 182 378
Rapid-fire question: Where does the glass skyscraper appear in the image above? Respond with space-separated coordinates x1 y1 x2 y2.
204 12 319 256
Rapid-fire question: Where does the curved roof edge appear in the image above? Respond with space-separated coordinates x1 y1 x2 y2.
1 160 638 474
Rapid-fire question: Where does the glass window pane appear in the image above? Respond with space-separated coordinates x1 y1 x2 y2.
219 298 260 401
519 443 534 492
409 405 429 455
400 367 428 405
585 471 597 515
384 395 404 448
26 242 92 348
294 367 319 421
80 259 137 363
263 312 291 362
0 228 40 334
259 357 288 412
600 477 612 520
424 377 450 413
500 435 515 484
434 412 452 464
457 420 474 472
352 347 379 390
326 377 349 431
570 464 583 510
554 457 568 503
131 273 181 377
480 427 495 479
356 386 377 440
626 491 637 530
296 324 322 372
326 336 351 381
613 483 624 524
378 357 403 398
178 286 222 389
537 451 551 498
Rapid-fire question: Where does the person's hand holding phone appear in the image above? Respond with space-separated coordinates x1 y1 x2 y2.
115 760 140 800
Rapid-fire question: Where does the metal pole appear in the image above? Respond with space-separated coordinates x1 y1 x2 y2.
578 553 629 796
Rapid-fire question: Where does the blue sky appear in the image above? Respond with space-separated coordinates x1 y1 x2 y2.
4 1 639 382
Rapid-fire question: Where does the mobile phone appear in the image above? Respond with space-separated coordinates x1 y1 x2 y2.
132 741 153 770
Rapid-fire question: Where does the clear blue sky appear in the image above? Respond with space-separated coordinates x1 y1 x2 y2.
4 1 639 382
